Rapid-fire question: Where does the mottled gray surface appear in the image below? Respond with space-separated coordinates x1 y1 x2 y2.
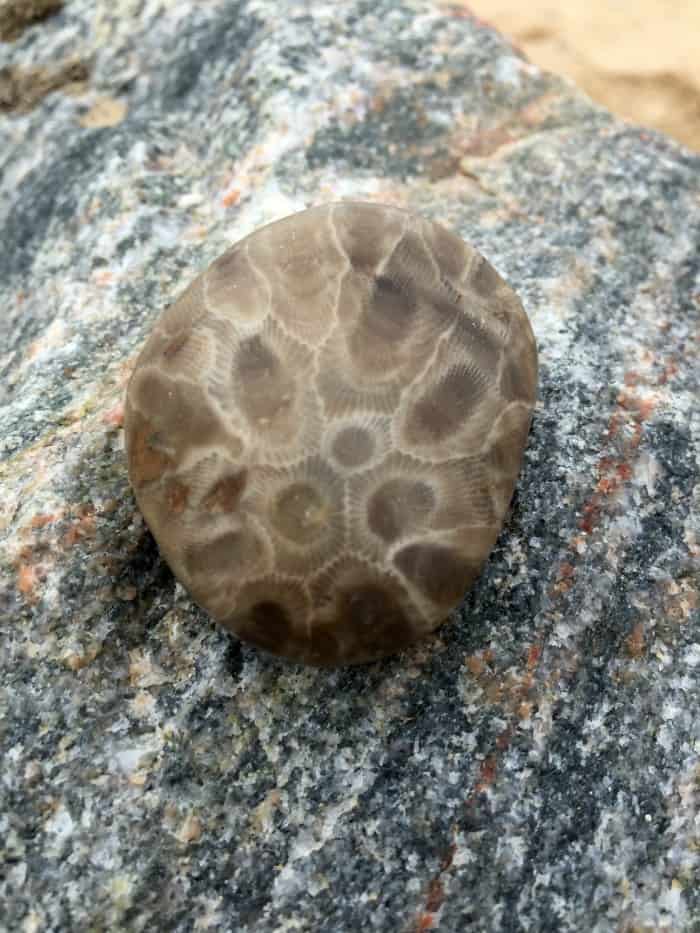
0 1 698 931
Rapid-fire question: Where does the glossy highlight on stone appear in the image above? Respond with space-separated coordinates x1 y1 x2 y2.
124 202 538 665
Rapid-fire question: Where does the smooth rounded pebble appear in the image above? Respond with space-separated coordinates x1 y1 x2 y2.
124 201 538 665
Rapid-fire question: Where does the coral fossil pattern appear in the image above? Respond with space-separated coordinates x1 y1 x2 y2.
124 202 538 664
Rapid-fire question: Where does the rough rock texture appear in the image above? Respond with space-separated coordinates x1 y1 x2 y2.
0 1 698 931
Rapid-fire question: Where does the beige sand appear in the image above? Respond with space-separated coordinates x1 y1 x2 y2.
462 0 700 152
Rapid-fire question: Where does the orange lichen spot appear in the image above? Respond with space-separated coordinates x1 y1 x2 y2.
637 397 656 422
596 475 616 496
526 642 542 671
222 188 241 208
475 753 498 794
62 507 96 548
606 412 622 439
30 513 56 529
94 269 114 287
658 361 678 385
617 389 656 422
579 503 598 535
184 223 209 241
415 913 436 931
552 561 576 593
596 457 634 497
102 403 124 428
626 622 646 659
465 653 487 676
63 645 101 671
424 878 445 913
25 339 41 361
17 562 39 600
617 462 633 482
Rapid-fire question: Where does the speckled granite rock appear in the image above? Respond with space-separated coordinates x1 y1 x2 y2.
0 1 698 931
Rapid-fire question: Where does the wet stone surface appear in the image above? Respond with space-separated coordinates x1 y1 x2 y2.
0 1 698 931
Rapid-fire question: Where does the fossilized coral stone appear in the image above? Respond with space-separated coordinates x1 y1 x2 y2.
124 201 538 665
